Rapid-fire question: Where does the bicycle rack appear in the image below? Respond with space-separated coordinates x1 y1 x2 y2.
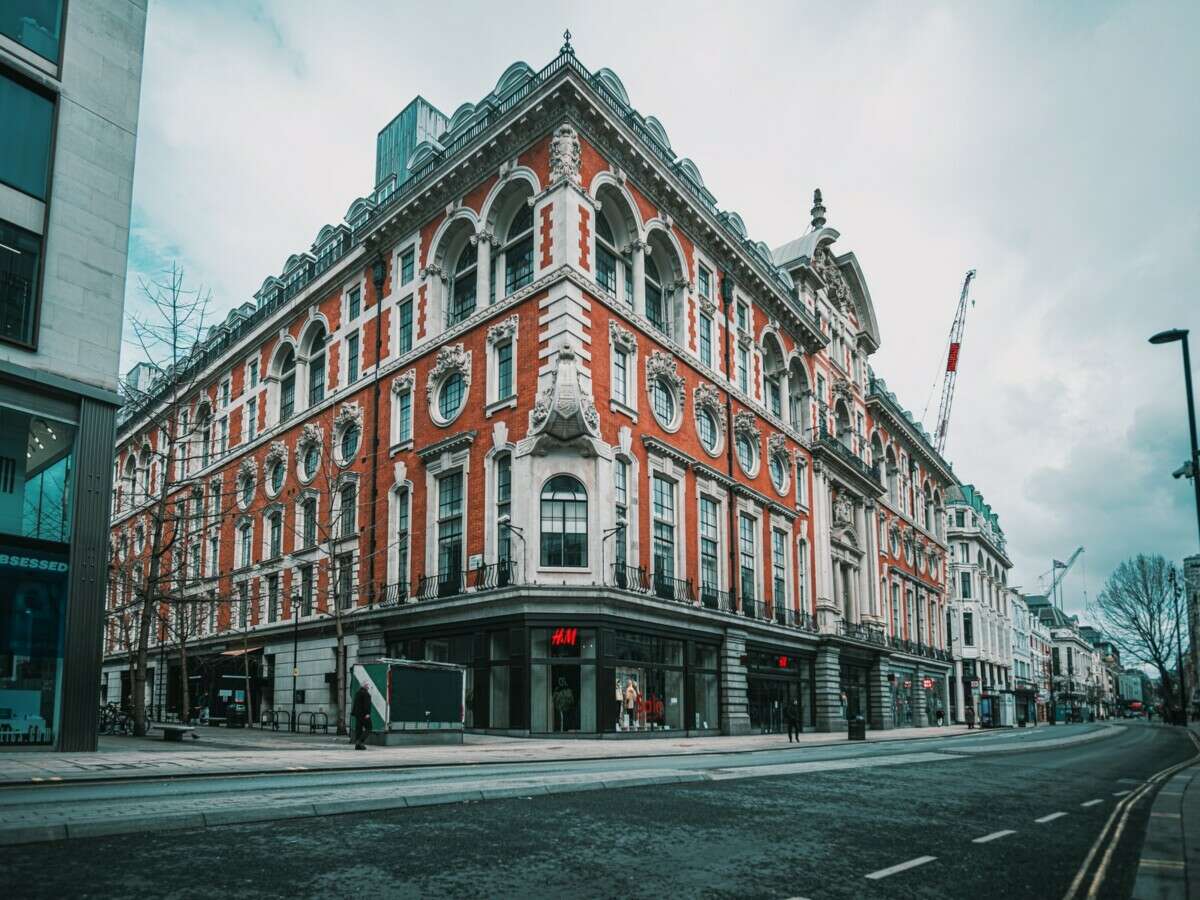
269 710 291 732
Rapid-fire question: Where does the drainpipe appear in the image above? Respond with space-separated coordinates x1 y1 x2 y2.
366 256 387 605
721 271 738 612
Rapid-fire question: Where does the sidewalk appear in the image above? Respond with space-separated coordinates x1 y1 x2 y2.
0 722 1003 785
1132 725 1200 899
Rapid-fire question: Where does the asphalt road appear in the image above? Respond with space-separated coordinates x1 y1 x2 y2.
2 722 1194 899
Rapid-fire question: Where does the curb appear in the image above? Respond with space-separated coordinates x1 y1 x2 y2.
0 722 1039 789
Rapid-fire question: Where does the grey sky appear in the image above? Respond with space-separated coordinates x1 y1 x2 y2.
123 0 1200 613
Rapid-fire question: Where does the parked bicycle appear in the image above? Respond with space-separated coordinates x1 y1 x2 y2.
98 703 137 736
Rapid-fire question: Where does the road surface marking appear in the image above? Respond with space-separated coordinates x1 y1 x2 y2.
865 856 937 880
1157 791 1184 796
1081 799 1104 807
1035 812 1067 823
972 830 1016 844
1139 859 1184 869
1149 812 1181 818
1112 790 1131 796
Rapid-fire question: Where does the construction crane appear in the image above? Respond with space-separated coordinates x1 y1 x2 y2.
929 270 977 455
1039 547 1085 609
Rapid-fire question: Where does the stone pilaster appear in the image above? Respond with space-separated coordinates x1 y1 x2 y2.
913 665 928 727
814 644 846 732
869 656 894 731
356 628 386 661
719 628 751 735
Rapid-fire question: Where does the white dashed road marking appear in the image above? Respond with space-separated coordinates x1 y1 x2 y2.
865 856 937 880
1113 790 1131 797
1080 799 1104 807
1036 812 1067 823
973 830 1016 844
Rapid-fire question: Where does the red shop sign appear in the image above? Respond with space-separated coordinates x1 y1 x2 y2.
777 656 790 669
922 678 934 689
550 627 578 647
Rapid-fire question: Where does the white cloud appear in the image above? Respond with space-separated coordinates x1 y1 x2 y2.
124 0 1200 606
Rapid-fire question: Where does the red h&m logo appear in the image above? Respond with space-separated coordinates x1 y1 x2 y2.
777 656 790 669
551 627 578 647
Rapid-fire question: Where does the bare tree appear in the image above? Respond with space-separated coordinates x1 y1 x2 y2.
118 263 214 735
1093 554 1187 713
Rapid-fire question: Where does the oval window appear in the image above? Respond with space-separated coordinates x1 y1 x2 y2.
439 372 465 421
340 425 360 462
303 446 319 479
736 433 756 474
650 377 675 426
270 461 284 493
697 408 718 452
770 454 786 491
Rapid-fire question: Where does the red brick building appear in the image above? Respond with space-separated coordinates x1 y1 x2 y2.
103 47 957 736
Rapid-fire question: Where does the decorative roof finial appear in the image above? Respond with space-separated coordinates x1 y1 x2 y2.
810 188 826 230
561 28 574 55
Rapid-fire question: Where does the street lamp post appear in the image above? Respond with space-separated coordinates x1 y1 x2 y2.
291 591 300 733
1149 329 1200 548
1150 328 1198 724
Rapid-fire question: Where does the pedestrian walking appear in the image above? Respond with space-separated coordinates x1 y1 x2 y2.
935 708 945 727
965 706 975 729
351 682 372 750
784 700 801 743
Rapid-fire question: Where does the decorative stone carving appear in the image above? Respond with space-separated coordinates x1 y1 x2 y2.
812 246 851 312
549 124 582 185
470 230 495 247
692 383 727 433
265 440 288 469
733 409 760 440
237 457 257 483
391 369 416 395
767 432 792 465
831 376 854 401
645 351 686 420
608 320 637 353
425 343 472 403
334 402 363 433
833 492 854 529
420 263 447 283
698 295 716 317
297 422 323 452
737 331 752 350
487 314 519 346
527 344 600 441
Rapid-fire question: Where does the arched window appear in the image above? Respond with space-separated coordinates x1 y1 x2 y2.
762 336 785 418
595 211 632 303
122 457 136 509
501 203 533 296
644 255 665 334
834 401 852 449
540 475 587 567
278 346 296 422
788 358 812 436
449 242 477 327
306 327 327 407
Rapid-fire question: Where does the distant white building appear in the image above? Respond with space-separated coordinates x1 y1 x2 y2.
1010 592 1038 724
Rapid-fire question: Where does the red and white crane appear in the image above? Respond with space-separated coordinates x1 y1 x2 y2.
929 270 977 456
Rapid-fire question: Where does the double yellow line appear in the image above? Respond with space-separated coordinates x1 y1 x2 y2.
1063 728 1200 900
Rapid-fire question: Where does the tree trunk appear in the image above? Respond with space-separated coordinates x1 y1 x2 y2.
179 626 189 724
335 620 347 736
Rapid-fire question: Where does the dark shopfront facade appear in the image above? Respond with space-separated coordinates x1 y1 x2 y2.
389 615 725 737
747 647 816 733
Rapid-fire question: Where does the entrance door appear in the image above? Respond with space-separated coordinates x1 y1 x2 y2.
748 679 800 733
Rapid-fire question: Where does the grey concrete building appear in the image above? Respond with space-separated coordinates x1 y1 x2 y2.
1 1 146 750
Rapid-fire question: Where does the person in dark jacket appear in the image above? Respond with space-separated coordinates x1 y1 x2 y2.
784 700 801 743
965 705 975 729
351 683 372 750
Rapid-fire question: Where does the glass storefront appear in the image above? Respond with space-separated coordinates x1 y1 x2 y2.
0 403 76 746
891 668 916 726
690 643 719 731
840 663 870 723
747 650 814 733
530 627 596 733
607 631 685 732
924 676 948 725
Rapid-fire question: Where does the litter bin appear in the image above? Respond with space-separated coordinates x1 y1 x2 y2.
847 715 866 741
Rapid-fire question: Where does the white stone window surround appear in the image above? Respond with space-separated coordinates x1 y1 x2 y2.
341 271 368 326
608 319 639 420
767 433 791 496
235 458 257 511
692 382 726 459
482 435 516 567
485 314 520 414
693 474 729 593
295 423 324 485
735 496 764 605
645 349 686 433
333 472 362 540
733 410 761 478
426 343 473 428
263 441 289 500
343 326 362 386
389 369 416 451
261 503 287 562
235 515 255 571
422 442 472 579
333 402 364 467
386 463 415 589
293 488 321 554
646 450 688 586
769 510 793 610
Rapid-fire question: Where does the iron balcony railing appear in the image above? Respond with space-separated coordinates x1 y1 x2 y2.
652 572 695 604
698 584 735 613
816 426 877 482
609 563 651 593
412 561 522 601
838 621 888 646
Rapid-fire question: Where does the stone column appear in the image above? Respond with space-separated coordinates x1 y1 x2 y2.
630 241 646 317
953 657 965 723
719 627 751 735
869 656 894 731
473 231 493 306
863 500 879 619
914 665 928 727
813 464 836 630
814 645 845 732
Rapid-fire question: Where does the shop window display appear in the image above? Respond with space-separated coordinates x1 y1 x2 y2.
608 632 684 732
891 668 916 726
530 628 596 733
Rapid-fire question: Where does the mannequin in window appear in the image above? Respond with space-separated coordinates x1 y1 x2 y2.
552 677 575 732
624 677 640 730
